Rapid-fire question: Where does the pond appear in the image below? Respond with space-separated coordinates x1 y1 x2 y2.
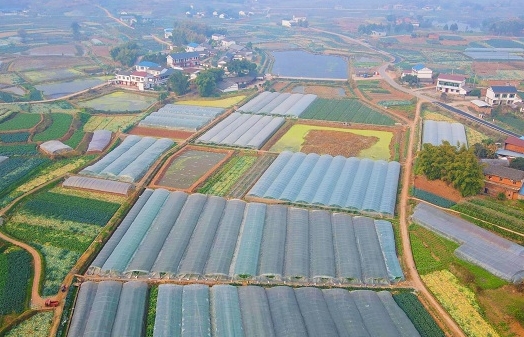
35 78 106 99
271 50 348 80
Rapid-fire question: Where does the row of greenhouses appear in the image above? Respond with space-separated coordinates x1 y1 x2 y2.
86 130 112 152
238 91 317 117
89 189 403 284
413 203 524 283
69 282 420 337
80 135 173 182
63 176 133 195
196 113 285 149
139 104 224 131
247 152 401 215
422 120 467 148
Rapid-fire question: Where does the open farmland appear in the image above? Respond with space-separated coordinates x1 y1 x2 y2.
78 91 157 112
67 282 431 337
4 311 53 337
271 50 348 79
153 148 231 191
3 190 120 296
270 124 393 160
0 156 50 200
90 189 403 284
247 152 401 215
83 114 145 132
177 95 246 108
21 68 85 84
301 98 396 125
0 113 41 131
8 56 94 72
32 113 72 142
128 126 194 140
197 155 257 196
0 243 32 318
227 153 277 199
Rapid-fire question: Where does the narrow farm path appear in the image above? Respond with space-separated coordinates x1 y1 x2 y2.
151 34 171 47
96 5 135 30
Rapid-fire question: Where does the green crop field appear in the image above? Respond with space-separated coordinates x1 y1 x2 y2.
32 113 72 142
3 190 121 295
0 144 37 156
0 243 32 317
271 124 393 160
21 68 85 84
301 98 395 125
198 155 257 196
78 91 157 112
0 132 30 143
0 113 41 131
0 156 50 199
393 292 445 337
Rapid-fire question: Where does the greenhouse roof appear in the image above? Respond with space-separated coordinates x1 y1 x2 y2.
69 283 420 337
90 189 403 285
40 140 73 155
238 91 317 117
63 176 132 195
247 152 401 215
413 203 524 283
422 120 467 148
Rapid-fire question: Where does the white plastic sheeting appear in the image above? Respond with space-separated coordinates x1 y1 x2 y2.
90 190 403 285
237 92 317 117
0 156 8 164
39 140 73 155
422 120 467 148
412 203 524 283
80 135 173 182
63 176 132 195
139 104 224 131
87 130 112 152
248 151 401 215
196 113 284 149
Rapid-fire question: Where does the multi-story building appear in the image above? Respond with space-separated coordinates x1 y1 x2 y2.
167 52 200 68
436 74 468 95
485 86 522 106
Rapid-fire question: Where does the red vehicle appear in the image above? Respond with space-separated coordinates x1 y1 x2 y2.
45 299 59 307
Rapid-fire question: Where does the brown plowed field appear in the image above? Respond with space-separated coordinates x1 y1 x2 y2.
414 175 462 202
301 130 379 158
128 126 194 140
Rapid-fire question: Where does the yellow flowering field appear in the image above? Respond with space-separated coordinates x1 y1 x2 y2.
176 95 246 108
422 270 500 337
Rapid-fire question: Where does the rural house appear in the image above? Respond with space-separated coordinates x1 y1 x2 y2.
483 162 524 199
185 42 206 53
217 76 255 93
402 64 433 81
436 74 469 95
496 136 524 159
485 85 522 106
167 52 200 68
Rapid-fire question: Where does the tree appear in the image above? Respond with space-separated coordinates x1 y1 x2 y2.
168 70 189 95
443 24 449 30
450 23 459 32
110 42 141 67
227 59 257 76
71 22 81 40
195 71 216 97
401 74 418 86
509 157 524 171
417 142 484 197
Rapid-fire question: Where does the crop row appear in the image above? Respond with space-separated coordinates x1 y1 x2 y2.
452 202 524 235
422 270 500 337
0 245 32 315
378 100 413 107
412 188 456 208
0 144 38 156
0 113 41 132
0 157 50 197
33 113 72 142
146 286 158 337
0 132 30 143
468 198 524 219
410 224 458 274
23 191 120 226
301 98 395 125
3 311 53 337
393 292 445 337
198 156 257 196
228 154 276 198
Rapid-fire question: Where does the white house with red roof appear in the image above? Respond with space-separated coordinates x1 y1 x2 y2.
436 74 469 95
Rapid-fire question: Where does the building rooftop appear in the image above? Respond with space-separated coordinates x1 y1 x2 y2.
412 64 427 71
187 42 199 48
137 61 160 68
131 71 148 77
490 85 518 93
169 52 200 60
505 136 524 149
438 74 466 82
484 164 524 182
471 99 490 108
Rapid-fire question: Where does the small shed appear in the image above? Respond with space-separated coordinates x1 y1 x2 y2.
471 99 492 115
40 140 73 155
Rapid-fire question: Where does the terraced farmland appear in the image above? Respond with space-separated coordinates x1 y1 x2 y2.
301 98 396 125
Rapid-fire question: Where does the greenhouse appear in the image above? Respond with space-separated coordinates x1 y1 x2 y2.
70 283 420 337
89 189 403 285
422 120 467 148
62 176 133 195
80 135 173 182
237 91 317 117
67 281 148 337
0 156 7 164
196 113 285 149
87 130 112 152
39 140 73 155
247 152 401 215
138 104 224 131
412 203 524 283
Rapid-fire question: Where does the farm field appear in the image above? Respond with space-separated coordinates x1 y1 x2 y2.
83 114 145 132
270 124 393 160
2 190 121 296
3 311 53 337
177 95 246 108
21 68 85 84
0 243 32 321
291 85 348 98
392 292 445 337
8 56 95 72
0 156 50 201
78 91 157 112
128 126 194 140
153 148 231 190
228 153 277 198
301 98 396 125
271 50 348 79
197 155 257 196
32 113 72 142
0 113 41 131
